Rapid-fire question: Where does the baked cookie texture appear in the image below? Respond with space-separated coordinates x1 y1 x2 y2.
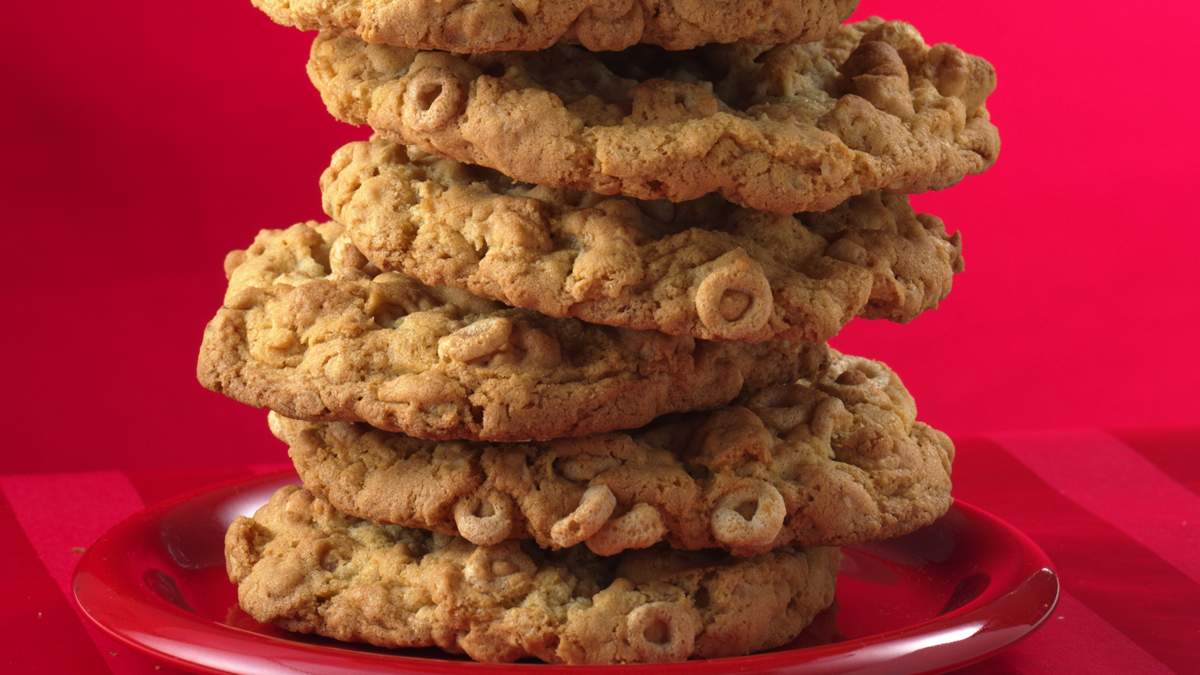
308 17 999 215
226 484 841 664
324 138 963 343
274 350 954 557
252 0 859 52
197 221 828 441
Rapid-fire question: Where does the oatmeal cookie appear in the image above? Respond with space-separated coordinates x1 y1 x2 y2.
226 484 841 664
275 350 953 556
251 0 858 52
324 138 962 343
308 17 998 214
197 221 827 441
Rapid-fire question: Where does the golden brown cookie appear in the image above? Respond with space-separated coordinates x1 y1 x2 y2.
275 350 954 556
226 484 841 664
308 18 998 215
252 0 859 52
197 221 827 441
324 138 963 343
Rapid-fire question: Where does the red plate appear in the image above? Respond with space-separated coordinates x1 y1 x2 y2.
74 471 1058 675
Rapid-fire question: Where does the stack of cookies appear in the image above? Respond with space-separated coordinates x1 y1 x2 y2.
201 0 997 664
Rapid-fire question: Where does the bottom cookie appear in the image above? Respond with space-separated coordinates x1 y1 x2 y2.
226 485 841 664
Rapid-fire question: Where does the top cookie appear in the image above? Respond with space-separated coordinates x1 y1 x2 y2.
308 17 999 214
252 0 859 52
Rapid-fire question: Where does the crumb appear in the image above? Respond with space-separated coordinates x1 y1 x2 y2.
72 547 85 554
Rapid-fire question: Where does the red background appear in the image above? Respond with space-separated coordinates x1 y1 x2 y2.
2 1 1197 474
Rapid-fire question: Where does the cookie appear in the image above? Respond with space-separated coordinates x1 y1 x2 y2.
226 484 841 664
197 221 828 441
308 17 998 215
324 138 963 343
252 0 859 52
275 350 954 557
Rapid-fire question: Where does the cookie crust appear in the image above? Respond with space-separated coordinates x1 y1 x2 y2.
276 350 954 556
197 221 828 441
252 0 859 52
308 18 999 215
324 138 962 343
226 485 840 664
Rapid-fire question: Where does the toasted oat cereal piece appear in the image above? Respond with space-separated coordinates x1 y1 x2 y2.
308 17 998 215
324 138 962 343
226 484 840 664
275 350 953 556
251 0 858 52
197 221 827 441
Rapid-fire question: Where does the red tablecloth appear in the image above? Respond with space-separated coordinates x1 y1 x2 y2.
3 427 1197 674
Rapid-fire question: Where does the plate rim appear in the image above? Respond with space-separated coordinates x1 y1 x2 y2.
73 470 1059 675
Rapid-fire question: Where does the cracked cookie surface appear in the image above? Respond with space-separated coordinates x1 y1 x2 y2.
309 17 998 215
324 138 962 343
252 0 858 52
276 350 953 556
226 485 840 664
197 221 827 441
